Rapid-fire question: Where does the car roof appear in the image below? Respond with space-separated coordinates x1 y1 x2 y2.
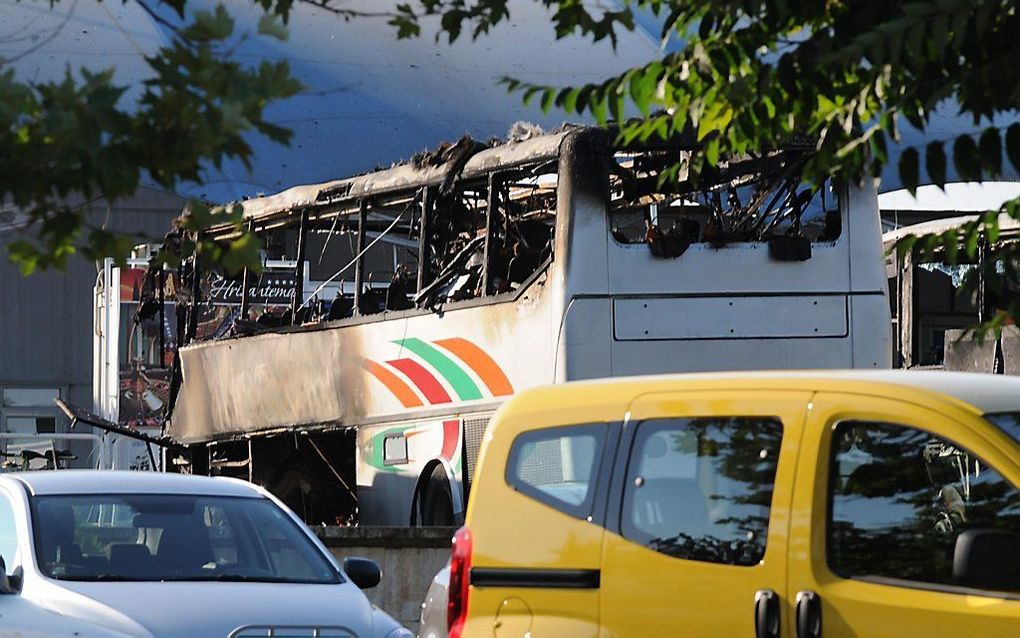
507 370 1020 417
2 470 261 498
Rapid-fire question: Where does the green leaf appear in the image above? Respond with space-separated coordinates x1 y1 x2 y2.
591 94 609 125
895 235 919 259
258 13 289 40
899 147 920 195
978 127 1002 176
953 135 982 182
941 228 959 264
220 231 263 275
986 216 1001 244
704 138 721 166
562 87 580 114
440 9 464 43
540 87 556 114
1006 124 1020 174
180 5 234 42
964 225 980 258
7 240 41 276
697 102 733 140
925 141 947 188
388 16 421 39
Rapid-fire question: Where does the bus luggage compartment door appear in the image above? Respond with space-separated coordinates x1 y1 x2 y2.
613 295 848 341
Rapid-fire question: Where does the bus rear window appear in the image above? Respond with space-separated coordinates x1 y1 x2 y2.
609 149 841 252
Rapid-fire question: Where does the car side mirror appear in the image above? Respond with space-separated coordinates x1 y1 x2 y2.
953 529 1020 591
0 556 19 595
343 557 381 590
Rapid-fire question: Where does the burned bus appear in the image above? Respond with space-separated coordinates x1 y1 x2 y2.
156 126 891 525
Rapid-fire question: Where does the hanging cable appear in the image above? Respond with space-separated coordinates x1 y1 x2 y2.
300 202 410 308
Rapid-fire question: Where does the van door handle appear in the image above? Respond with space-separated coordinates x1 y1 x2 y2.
796 590 822 638
754 589 780 638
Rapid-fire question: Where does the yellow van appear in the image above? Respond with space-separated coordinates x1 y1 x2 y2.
444 371 1020 638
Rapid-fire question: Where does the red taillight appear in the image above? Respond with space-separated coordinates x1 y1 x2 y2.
447 526 472 638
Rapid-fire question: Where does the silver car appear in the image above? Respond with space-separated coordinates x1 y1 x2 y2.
0 470 412 637
418 563 450 638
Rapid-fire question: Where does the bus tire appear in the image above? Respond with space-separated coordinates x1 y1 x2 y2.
421 464 454 526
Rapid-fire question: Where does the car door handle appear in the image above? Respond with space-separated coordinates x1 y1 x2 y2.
796 590 822 638
754 589 780 638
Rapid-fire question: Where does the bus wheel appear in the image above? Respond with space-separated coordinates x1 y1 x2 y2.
421 465 454 526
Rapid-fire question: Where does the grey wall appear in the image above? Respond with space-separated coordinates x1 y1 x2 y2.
316 526 454 633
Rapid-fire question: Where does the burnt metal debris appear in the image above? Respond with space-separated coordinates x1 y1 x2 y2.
609 146 840 254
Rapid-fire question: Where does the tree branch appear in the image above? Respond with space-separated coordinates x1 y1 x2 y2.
295 0 397 19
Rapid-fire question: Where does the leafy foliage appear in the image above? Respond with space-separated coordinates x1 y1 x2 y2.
0 2 301 274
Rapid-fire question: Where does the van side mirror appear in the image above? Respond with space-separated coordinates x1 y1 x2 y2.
0 556 18 595
343 557 381 590
953 529 1020 591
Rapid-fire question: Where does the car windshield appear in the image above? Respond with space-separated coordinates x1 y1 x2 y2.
984 412 1020 447
31 494 341 583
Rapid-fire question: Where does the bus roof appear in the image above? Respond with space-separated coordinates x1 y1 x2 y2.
217 127 577 229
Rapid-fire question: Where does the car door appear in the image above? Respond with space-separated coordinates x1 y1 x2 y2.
599 390 810 638
788 393 1020 638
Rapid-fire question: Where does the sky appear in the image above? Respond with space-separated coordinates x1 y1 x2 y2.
2 0 1017 207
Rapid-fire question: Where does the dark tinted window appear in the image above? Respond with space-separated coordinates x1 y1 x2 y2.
31 494 340 583
621 417 783 566
506 424 606 519
829 421 1020 589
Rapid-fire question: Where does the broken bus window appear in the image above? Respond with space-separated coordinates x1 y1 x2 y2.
609 149 841 256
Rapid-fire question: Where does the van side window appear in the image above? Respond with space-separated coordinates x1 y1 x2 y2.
0 494 17 568
506 424 607 519
829 421 1020 591
621 417 783 567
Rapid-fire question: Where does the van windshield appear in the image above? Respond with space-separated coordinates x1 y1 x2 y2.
31 494 341 584
984 412 1020 447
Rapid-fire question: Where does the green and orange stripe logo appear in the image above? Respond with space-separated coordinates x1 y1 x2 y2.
365 337 514 407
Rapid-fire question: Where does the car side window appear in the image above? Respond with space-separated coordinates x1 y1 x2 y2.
829 421 1020 591
506 423 607 519
0 494 17 568
621 417 784 566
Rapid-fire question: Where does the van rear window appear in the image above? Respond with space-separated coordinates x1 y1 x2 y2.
505 423 607 520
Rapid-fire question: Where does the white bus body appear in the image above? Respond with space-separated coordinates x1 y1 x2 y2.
166 127 891 524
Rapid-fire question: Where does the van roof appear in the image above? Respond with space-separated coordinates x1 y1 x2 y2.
512 370 1020 416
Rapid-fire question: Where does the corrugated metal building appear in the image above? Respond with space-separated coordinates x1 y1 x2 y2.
0 188 186 457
